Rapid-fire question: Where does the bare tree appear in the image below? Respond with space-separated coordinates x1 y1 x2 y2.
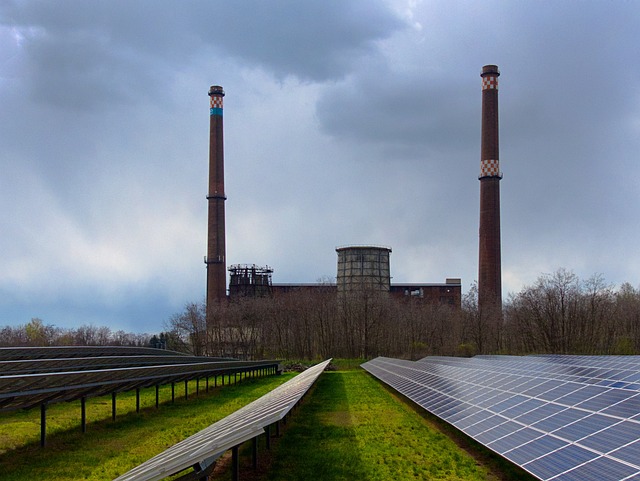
504 269 630 355
165 301 207 355
616 282 640 353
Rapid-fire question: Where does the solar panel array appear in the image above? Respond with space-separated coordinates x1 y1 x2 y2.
0 346 185 361
114 358 332 481
0 354 237 375
0 347 279 411
361 355 640 481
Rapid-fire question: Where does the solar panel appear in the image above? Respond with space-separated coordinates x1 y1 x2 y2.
0 358 280 411
0 354 236 375
0 346 186 361
114 359 332 481
361 356 640 481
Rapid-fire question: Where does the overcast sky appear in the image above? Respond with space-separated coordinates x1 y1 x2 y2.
1 1 639 333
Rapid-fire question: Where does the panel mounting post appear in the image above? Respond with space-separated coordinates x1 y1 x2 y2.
232 445 239 481
81 396 87 433
40 402 47 447
252 436 258 469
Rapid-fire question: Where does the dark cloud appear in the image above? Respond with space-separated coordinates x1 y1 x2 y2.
206 1 408 81
316 67 477 157
1 1 639 331
2 0 408 110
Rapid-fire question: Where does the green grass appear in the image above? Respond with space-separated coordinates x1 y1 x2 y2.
0 374 294 481
282 358 365 371
258 370 501 481
329 358 367 371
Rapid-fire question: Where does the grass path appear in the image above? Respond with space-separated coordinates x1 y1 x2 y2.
260 370 502 481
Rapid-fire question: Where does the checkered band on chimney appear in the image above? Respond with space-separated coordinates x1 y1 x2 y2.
481 159 500 177
482 76 498 90
210 96 223 109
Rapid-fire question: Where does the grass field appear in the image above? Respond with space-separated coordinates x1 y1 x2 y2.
0 364 534 481
0 374 294 481
0 376 240 454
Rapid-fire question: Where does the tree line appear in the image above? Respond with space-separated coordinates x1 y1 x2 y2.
0 318 155 348
5 268 640 359
167 268 640 360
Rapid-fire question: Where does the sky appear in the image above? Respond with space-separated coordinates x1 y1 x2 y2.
1 1 639 333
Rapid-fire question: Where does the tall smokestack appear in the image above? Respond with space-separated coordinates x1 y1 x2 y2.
205 85 227 318
478 65 502 319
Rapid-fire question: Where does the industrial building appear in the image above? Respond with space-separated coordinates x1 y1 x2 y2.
226 245 461 308
389 281 461 306
228 264 273 298
336 245 391 294
202 75 499 314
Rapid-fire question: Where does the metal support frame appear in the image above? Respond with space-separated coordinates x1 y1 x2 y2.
155 384 159 409
172 458 217 481
112 392 117 421
252 437 258 469
232 445 239 481
265 425 271 450
81 396 87 433
40 402 46 447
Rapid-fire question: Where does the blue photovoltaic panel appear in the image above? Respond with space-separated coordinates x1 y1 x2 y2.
361 355 640 481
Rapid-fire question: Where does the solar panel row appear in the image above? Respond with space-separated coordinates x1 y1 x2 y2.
0 358 280 411
0 354 237 375
1 347 282 448
0 346 184 361
361 356 640 481
114 359 332 481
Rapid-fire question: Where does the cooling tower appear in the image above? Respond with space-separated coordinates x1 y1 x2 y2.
336 246 392 295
